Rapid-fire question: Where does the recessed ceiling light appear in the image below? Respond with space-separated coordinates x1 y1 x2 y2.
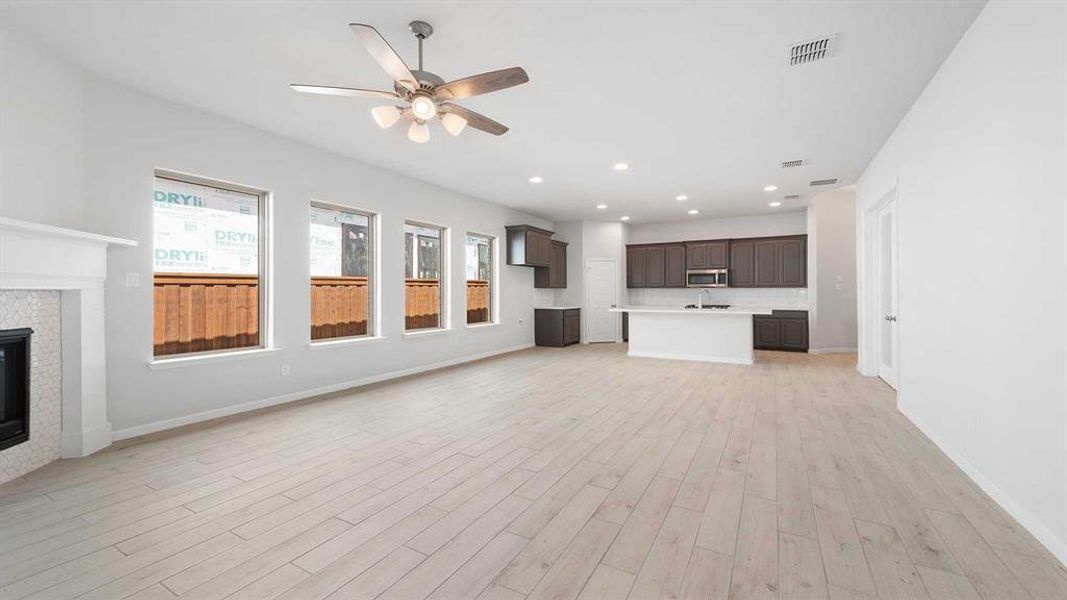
763 185 778 192
676 195 688 201
620 215 631 221
613 162 629 171
688 209 699 215
769 201 782 207
528 176 543 183
596 204 607 210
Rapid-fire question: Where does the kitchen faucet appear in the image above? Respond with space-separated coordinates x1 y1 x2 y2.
698 288 712 309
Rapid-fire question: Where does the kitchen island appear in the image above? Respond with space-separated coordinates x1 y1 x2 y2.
609 306 776 364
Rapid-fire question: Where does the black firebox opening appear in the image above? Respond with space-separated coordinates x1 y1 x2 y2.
0 328 32 451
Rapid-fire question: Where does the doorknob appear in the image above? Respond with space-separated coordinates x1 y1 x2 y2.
884 315 897 322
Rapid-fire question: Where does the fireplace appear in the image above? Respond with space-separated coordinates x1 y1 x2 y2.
0 328 31 451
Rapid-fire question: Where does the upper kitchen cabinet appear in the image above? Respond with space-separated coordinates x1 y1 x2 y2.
686 241 728 269
626 243 686 288
505 225 554 267
665 244 686 287
729 240 756 287
534 240 568 289
753 235 807 288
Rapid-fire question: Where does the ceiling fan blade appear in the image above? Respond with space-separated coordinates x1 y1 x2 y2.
439 103 509 136
349 23 417 90
290 84 399 99
434 67 529 100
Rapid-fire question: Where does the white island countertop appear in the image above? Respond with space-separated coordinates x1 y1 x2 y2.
610 305 807 316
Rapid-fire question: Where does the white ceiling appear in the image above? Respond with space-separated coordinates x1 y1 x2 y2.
3 1 984 224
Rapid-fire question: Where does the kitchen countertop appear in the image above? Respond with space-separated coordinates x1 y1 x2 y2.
610 305 808 316
535 306 581 310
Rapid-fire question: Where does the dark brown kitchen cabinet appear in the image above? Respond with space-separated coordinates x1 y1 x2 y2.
535 308 580 347
645 245 666 287
729 240 756 287
754 240 781 287
686 241 728 269
665 244 686 287
626 246 647 287
779 237 807 287
753 310 808 351
753 236 807 288
535 240 568 289
505 225 554 267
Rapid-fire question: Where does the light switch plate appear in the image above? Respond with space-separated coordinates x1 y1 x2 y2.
125 272 140 287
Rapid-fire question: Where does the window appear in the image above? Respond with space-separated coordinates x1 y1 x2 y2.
310 203 375 341
465 233 494 324
153 173 267 357
404 221 446 331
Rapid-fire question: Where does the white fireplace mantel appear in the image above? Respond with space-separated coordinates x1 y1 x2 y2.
0 217 137 458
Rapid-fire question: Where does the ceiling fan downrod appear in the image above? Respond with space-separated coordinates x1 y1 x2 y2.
409 20 433 72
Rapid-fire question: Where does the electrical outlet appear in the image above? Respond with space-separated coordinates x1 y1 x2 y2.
281 364 291 377
967 413 979 435
125 272 140 287
518 317 525 326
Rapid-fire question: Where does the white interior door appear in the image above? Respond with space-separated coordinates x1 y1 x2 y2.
585 259 618 343
877 199 900 389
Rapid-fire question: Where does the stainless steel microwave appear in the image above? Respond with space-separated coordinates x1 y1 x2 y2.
687 268 728 287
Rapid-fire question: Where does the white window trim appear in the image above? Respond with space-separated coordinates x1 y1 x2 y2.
148 347 280 370
152 169 273 360
308 335 387 350
309 199 379 342
464 231 498 327
404 218 449 332
403 327 455 338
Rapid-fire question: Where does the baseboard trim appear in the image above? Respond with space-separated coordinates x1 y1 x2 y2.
113 343 535 442
808 347 858 354
899 403 1067 568
627 350 753 365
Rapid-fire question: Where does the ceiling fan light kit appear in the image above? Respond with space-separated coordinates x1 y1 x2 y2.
291 20 528 143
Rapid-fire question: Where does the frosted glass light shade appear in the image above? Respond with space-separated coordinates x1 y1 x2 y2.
408 120 430 144
371 105 401 129
411 96 437 120
441 112 467 136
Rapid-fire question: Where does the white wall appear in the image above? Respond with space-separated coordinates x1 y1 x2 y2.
42 68 548 436
0 28 83 228
626 211 806 244
856 0 1066 563
807 190 857 352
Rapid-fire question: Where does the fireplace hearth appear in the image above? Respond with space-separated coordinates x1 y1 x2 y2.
0 328 31 451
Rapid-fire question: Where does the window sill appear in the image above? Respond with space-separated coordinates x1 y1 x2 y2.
148 347 279 370
403 327 454 339
308 336 386 350
465 322 500 330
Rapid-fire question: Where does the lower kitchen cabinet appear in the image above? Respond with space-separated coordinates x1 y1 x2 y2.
535 308 581 347
753 310 808 351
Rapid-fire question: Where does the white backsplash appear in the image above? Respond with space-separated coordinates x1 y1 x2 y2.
532 288 559 308
627 287 809 309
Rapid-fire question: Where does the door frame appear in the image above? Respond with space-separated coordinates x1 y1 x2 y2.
859 184 901 387
583 258 618 343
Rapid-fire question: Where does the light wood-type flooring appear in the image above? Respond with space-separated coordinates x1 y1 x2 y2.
1 344 1065 599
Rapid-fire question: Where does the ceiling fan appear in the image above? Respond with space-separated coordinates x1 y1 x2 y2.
291 21 529 143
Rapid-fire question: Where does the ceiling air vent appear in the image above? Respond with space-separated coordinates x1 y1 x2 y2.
781 159 805 168
789 35 836 66
809 178 839 187
784 194 800 200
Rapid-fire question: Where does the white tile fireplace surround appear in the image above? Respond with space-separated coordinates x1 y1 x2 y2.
0 218 136 484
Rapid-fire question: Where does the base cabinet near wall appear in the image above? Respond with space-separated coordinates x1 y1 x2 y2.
535 308 581 347
753 310 809 351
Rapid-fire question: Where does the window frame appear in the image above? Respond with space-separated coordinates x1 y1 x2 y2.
308 200 379 344
403 219 449 333
464 231 498 327
151 169 273 361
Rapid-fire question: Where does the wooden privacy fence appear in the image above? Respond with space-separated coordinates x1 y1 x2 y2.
466 279 490 324
311 276 369 340
155 275 488 354
153 273 259 356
